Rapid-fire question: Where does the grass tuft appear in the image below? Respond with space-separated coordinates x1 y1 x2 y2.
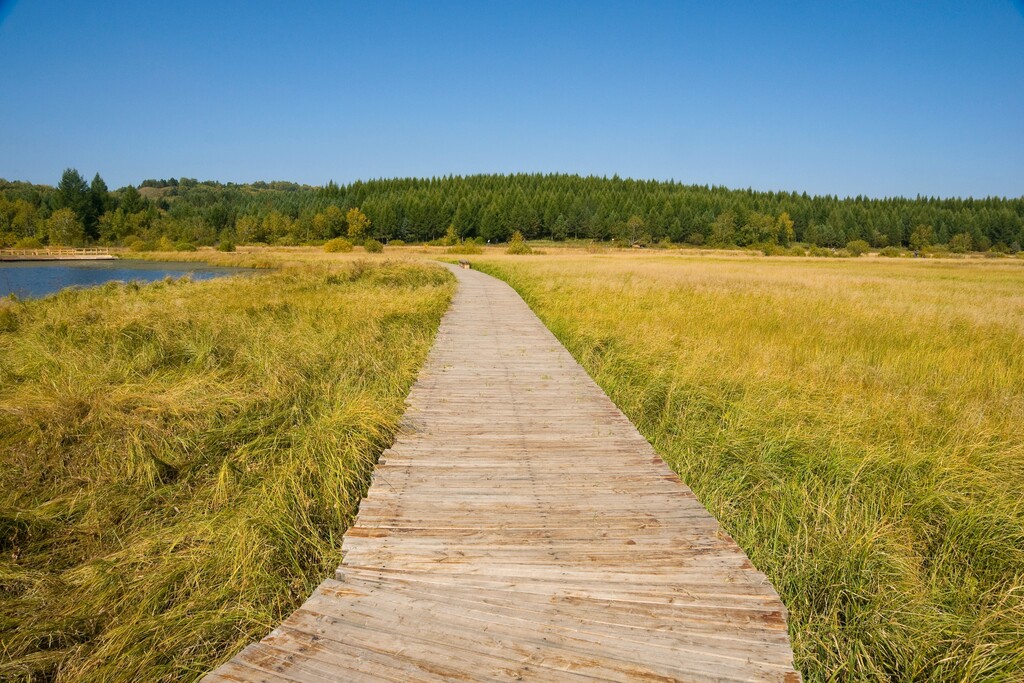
0 260 454 681
475 252 1024 682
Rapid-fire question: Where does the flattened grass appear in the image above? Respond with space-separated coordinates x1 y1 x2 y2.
475 253 1024 682
0 260 454 681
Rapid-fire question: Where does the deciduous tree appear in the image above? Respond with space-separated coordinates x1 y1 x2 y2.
909 224 934 251
47 207 85 246
709 211 737 247
346 207 371 241
621 214 649 247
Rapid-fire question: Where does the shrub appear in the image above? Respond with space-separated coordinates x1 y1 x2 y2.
323 238 353 253
441 225 459 246
846 240 870 256
788 245 807 256
389 239 406 247
364 239 384 253
13 236 44 249
216 240 236 252
446 241 483 255
174 242 197 252
506 231 532 255
686 232 705 246
129 240 156 252
949 233 973 253
158 236 175 252
0 232 16 248
879 246 903 257
756 242 786 256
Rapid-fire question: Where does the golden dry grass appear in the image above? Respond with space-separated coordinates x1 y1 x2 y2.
6 244 1022 681
471 250 1024 681
0 259 454 681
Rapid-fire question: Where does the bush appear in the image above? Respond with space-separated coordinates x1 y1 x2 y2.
923 244 950 257
446 242 483 255
788 245 807 256
389 239 406 247
364 239 384 253
949 233 973 253
129 240 156 252
13 236 44 249
846 240 870 256
441 225 459 246
0 232 16 248
756 242 786 256
506 231 533 255
158 236 175 252
174 242 197 252
323 238 353 253
216 240 236 252
686 232 705 246
879 246 904 257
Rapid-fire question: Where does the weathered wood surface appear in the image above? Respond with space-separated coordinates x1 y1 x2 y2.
205 264 801 682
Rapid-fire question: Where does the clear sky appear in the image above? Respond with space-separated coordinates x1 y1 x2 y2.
0 1 1021 198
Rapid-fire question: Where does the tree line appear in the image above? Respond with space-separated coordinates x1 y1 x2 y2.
2 170 1022 252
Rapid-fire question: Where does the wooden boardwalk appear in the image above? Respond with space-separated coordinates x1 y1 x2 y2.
0 247 114 261
205 265 800 682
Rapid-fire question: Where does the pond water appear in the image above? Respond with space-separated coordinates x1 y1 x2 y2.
0 260 253 299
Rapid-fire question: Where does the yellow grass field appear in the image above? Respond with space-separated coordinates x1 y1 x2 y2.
470 250 1024 681
0 259 454 681
3 244 1022 681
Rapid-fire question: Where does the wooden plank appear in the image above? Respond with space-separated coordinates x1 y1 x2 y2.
203 264 801 682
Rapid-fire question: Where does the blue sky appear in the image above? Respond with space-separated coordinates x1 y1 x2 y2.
0 1 1021 197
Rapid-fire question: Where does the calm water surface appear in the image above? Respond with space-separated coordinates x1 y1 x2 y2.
0 260 253 299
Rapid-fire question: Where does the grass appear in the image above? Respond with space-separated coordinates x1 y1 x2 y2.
471 251 1024 682
0 259 454 681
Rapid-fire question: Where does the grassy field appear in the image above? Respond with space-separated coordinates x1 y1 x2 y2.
3 244 1022 681
0 258 454 681
472 251 1024 682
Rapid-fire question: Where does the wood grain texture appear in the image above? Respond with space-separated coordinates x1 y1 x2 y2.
204 264 801 682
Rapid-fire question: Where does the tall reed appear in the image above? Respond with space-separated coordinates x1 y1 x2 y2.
0 260 453 681
476 252 1024 682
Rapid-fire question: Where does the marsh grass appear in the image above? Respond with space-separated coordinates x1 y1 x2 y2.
475 252 1024 681
0 260 453 681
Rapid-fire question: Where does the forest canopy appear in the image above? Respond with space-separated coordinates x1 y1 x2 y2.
2 170 1022 252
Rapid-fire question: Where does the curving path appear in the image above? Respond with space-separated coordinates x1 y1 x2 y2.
205 264 801 682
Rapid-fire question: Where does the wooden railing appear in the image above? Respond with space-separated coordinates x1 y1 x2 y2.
0 247 111 257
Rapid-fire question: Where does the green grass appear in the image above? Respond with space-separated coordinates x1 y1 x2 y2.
0 260 454 681
473 252 1024 682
